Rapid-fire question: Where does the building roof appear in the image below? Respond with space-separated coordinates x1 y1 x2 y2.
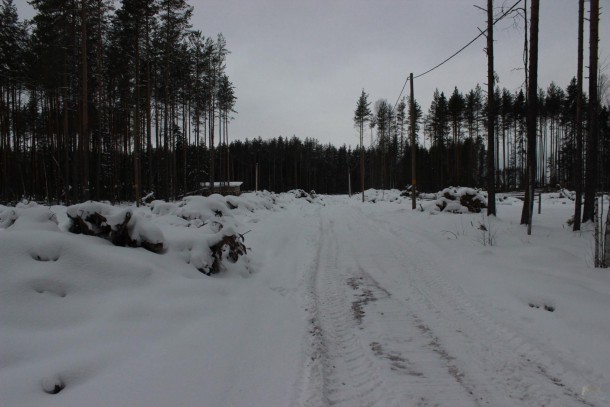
200 182 243 188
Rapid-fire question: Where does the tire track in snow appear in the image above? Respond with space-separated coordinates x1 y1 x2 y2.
294 206 483 407
357 207 602 407
295 212 392 407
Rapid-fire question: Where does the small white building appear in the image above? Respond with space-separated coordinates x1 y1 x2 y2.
200 182 243 196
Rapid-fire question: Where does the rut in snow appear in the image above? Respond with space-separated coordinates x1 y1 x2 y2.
294 207 484 407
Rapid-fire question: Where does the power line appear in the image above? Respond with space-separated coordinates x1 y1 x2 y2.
391 0 523 112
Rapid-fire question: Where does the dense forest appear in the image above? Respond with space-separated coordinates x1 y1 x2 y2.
0 0 609 206
0 0 235 204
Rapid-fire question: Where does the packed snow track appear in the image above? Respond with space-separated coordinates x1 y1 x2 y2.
270 200 604 407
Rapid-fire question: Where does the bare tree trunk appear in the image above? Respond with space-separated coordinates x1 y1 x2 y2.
209 103 215 194
594 196 600 266
583 0 599 223
134 26 141 206
146 11 153 195
1 83 8 200
360 121 365 202
63 58 70 205
80 0 89 200
573 0 584 231
225 112 230 184
524 0 539 235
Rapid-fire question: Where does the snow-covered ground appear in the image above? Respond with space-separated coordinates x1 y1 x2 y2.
1 190 609 406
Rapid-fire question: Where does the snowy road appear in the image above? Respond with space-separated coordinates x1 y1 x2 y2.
3 192 609 407
253 199 604 407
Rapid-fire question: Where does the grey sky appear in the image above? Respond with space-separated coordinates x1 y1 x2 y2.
16 0 610 148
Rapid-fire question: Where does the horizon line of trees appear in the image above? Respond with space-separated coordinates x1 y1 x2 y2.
354 79 609 196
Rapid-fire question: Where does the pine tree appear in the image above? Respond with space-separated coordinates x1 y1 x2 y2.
583 0 600 224
448 87 465 185
573 0 585 231
428 90 449 188
354 90 371 202
521 0 539 234
0 0 29 200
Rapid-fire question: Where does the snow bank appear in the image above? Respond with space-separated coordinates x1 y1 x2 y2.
353 188 409 204
0 204 60 232
432 187 487 214
66 201 164 253
286 189 325 205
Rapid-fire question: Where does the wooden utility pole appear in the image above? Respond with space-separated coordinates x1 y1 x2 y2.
486 0 496 216
573 0 584 231
409 73 416 210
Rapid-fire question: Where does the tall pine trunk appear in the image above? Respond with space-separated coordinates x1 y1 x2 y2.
583 0 599 223
521 0 539 234
573 0 584 231
360 121 364 202
80 0 89 200
134 25 141 206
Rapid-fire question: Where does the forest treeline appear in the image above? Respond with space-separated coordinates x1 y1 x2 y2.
232 77 609 195
1 0 234 204
1 0 609 204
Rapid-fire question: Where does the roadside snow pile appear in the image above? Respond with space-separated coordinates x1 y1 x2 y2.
433 187 487 213
152 195 249 275
356 188 409 204
497 194 523 205
2 193 277 276
287 189 324 205
145 191 279 275
0 202 60 231
0 216 260 407
225 190 278 214
67 202 164 253
558 187 575 201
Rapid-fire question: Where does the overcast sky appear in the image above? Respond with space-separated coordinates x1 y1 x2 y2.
16 0 610 148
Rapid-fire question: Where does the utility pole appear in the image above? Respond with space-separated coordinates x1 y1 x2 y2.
255 162 259 192
409 73 416 210
486 0 496 216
